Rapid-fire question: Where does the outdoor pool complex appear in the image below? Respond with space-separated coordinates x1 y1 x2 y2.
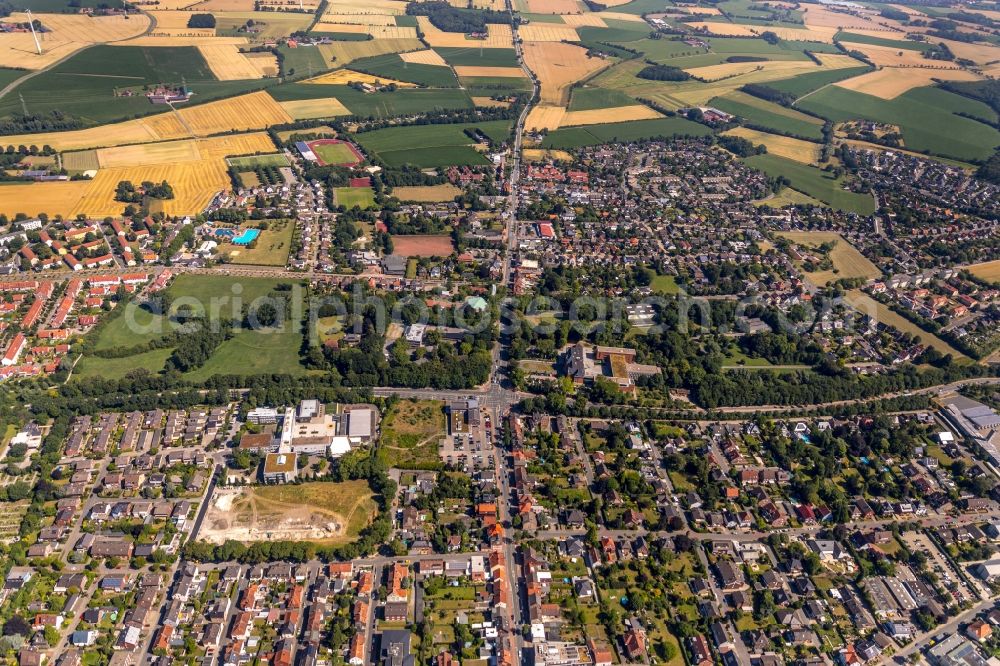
215 228 261 245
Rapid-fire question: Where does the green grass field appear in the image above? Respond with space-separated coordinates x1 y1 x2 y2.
744 154 878 214
436 47 520 67
72 348 175 380
577 20 651 44
226 154 291 168
270 83 474 116
379 399 446 470
351 53 460 87
182 322 308 381
568 86 637 111
353 119 510 167
835 31 932 51
796 85 1000 161
712 91 824 139
314 141 361 165
766 65 872 99
334 187 376 209
541 117 712 149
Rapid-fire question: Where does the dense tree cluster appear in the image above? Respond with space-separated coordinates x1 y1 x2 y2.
187 13 216 28
405 1 512 33
636 64 691 81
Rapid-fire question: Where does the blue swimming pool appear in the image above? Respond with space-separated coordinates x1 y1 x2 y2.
232 229 260 245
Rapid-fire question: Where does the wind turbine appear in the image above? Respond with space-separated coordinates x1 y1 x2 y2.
25 9 42 55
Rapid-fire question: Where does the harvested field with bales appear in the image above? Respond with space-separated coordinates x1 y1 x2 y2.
0 12 150 69
723 127 821 164
835 66 981 99
523 41 607 105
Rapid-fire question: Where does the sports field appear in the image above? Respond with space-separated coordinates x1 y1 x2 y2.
308 139 364 166
391 235 455 257
334 187 376 209
777 231 881 285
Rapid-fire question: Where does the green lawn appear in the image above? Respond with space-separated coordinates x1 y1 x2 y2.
182 322 308 381
766 65 873 99
744 153 878 214
651 273 679 294
226 154 291 168
225 220 296 266
334 187 376 209
73 348 174 380
568 86 638 111
835 31 932 50
353 120 511 167
541 117 712 148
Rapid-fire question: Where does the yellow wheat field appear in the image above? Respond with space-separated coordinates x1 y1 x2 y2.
305 68 418 86
323 0 407 14
934 38 1000 66
0 13 150 69
132 0 203 8
523 41 607 105
186 0 256 10
0 134 274 218
0 91 291 151
454 65 526 77
723 127 821 164
560 13 607 27
246 51 280 76
318 38 424 66
523 148 574 161
198 44 264 80
686 59 824 81
418 17 514 48
321 13 398 25
312 23 417 39
836 66 981 99
518 23 580 41
524 0 581 11
279 98 352 120
0 181 93 218
802 5 887 30
400 49 449 66
471 96 512 107
597 11 646 21
839 42 961 68
685 21 756 36
968 259 1000 284
681 6 721 14
561 104 661 127
147 10 215 35
525 104 566 131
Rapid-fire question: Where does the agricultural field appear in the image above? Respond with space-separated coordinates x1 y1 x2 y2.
560 105 662 128
352 53 461 87
743 154 878 215
711 91 825 140
271 83 475 117
540 117 712 149
834 67 982 100
391 184 462 202
201 481 377 545
352 120 511 167
796 85 1000 162
417 17 514 48
379 399 446 470
0 12 150 70
278 97 352 120
198 43 276 80
0 90 292 151
390 235 456 257
522 41 608 105
318 38 426 67
722 127 821 164
968 260 1000 286
304 68 419 87
776 231 882 285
